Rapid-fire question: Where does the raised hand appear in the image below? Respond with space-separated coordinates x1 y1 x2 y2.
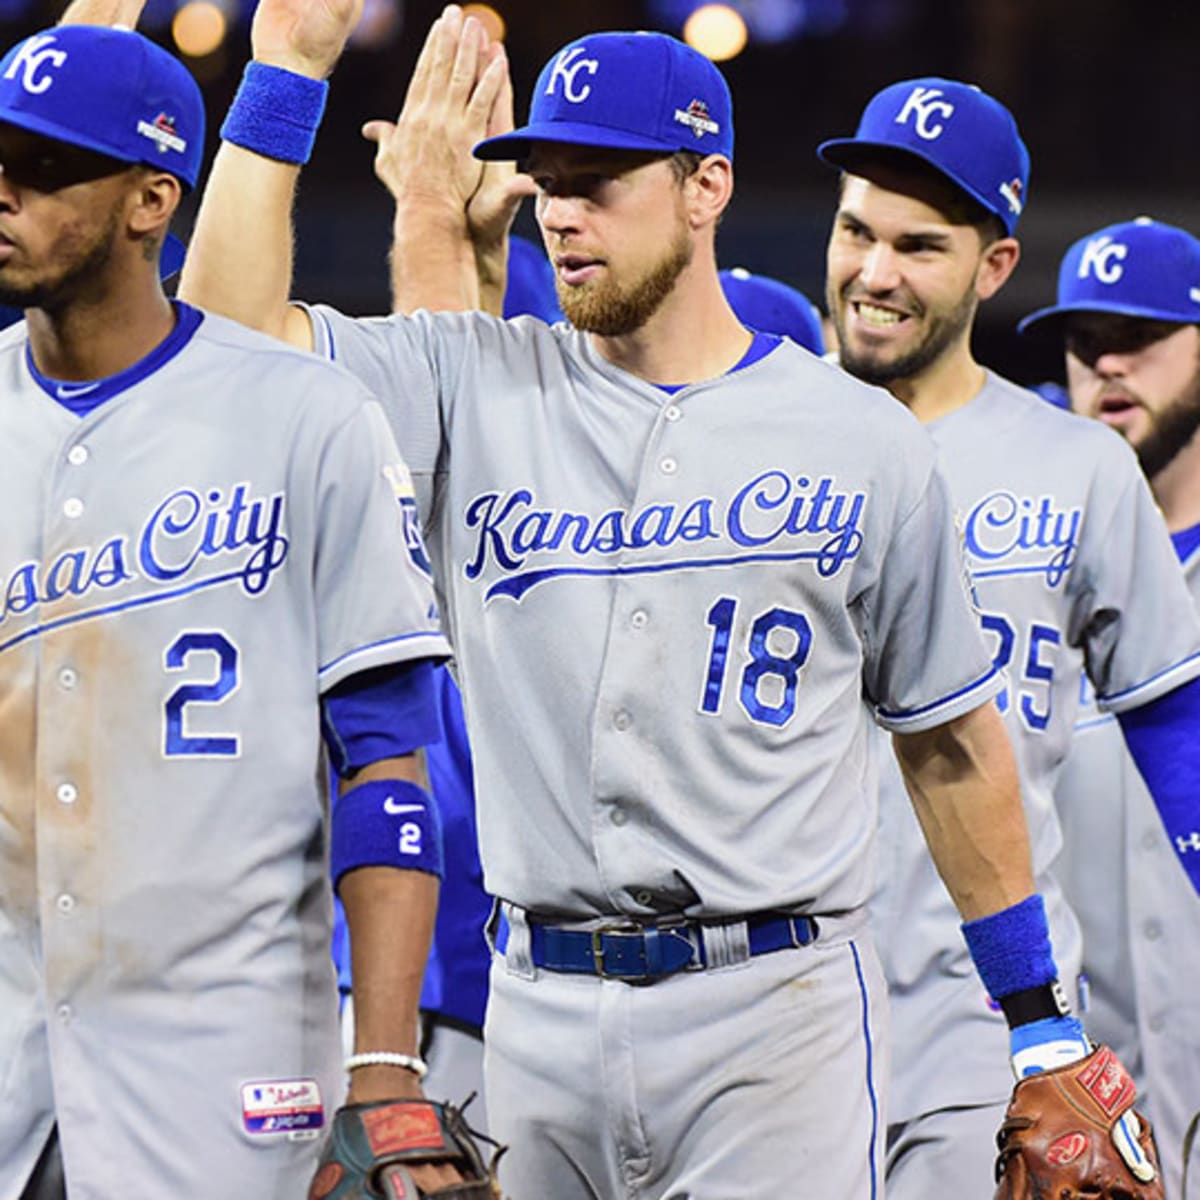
362 6 506 222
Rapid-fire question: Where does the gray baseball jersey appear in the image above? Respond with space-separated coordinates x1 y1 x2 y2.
1054 543 1200 1199
308 306 1003 920
0 307 448 1199
872 372 1200 1129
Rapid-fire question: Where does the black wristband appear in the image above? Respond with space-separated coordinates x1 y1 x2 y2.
997 979 1071 1028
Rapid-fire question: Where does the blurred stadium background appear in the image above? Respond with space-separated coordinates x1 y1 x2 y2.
3 0 1197 383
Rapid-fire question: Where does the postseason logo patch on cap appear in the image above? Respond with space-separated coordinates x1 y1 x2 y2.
674 98 720 141
137 111 187 157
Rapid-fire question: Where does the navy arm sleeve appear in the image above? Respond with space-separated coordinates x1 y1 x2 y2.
1117 675 1200 899
321 658 444 776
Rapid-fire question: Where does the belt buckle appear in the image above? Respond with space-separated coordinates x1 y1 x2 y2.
590 921 640 980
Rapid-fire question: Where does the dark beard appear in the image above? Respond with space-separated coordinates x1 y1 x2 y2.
0 211 119 312
557 230 693 337
1136 372 1200 478
831 283 976 387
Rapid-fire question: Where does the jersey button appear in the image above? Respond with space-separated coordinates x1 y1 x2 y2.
633 889 653 906
56 783 78 805
56 1004 73 1023
1143 919 1162 941
613 709 632 731
631 610 648 629
663 405 682 422
659 457 678 475
63 498 84 519
67 445 89 466
610 805 627 826
58 667 78 690
55 893 76 915
1141 830 1159 851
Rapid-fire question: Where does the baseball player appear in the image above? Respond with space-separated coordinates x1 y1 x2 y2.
1019 216 1200 1195
0 24 461 1198
817 82 1200 1197
164 5 1154 1195
331 255 826 1132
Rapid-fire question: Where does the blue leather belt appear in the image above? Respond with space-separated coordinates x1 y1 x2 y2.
496 911 817 981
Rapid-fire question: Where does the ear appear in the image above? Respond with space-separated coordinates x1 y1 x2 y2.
683 154 734 229
976 236 1020 301
126 169 182 243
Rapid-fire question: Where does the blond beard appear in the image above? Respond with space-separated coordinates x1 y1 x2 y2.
557 226 693 337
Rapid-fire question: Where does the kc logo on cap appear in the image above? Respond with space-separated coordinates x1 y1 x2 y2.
893 85 956 141
545 46 600 104
1077 235 1128 285
3 33 67 96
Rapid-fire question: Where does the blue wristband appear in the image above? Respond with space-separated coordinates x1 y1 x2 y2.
961 893 1058 1000
330 779 444 889
220 61 329 165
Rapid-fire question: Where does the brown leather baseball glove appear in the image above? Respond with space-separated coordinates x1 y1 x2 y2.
994 1045 1164 1200
308 1099 503 1199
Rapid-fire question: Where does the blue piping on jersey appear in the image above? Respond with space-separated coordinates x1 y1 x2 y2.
875 662 1000 723
1098 648 1200 707
482 545 860 602
971 562 1074 583
318 630 447 679
0 566 252 657
850 940 880 1200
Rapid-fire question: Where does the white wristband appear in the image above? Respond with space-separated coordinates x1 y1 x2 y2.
344 1051 429 1079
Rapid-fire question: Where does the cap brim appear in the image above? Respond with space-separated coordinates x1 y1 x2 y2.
0 109 135 171
817 137 1007 231
1017 299 1200 335
475 122 689 161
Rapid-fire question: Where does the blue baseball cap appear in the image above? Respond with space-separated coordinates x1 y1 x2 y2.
0 26 204 189
720 268 825 355
817 77 1029 236
475 31 733 162
1018 217 1200 334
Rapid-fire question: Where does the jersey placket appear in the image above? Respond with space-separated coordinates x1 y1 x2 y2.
588 396 692 915
35 423 106 1101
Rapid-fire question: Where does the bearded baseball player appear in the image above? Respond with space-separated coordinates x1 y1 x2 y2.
818 81 1200 1198
144 2 1159 1194
1020 216 1200 1196
0 23 493 1199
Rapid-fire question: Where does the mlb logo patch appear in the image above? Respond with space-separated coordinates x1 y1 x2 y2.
241 1078 325 1134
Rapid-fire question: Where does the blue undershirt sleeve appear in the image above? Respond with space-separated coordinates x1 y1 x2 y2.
1117 675 1200 899
321 658 443 776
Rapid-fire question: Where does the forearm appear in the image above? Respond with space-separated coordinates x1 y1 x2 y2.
389 199 481 315
893 701 1034 920
180 141 312 347
338 754 439 1103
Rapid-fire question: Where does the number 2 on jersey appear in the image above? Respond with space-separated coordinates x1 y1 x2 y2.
701 596 813 727
163 631 240 756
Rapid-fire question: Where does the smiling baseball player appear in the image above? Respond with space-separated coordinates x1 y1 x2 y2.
151 5 1161 1196
818 81 1200 1198
0 24 466 1199
1020 216 1200 1196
